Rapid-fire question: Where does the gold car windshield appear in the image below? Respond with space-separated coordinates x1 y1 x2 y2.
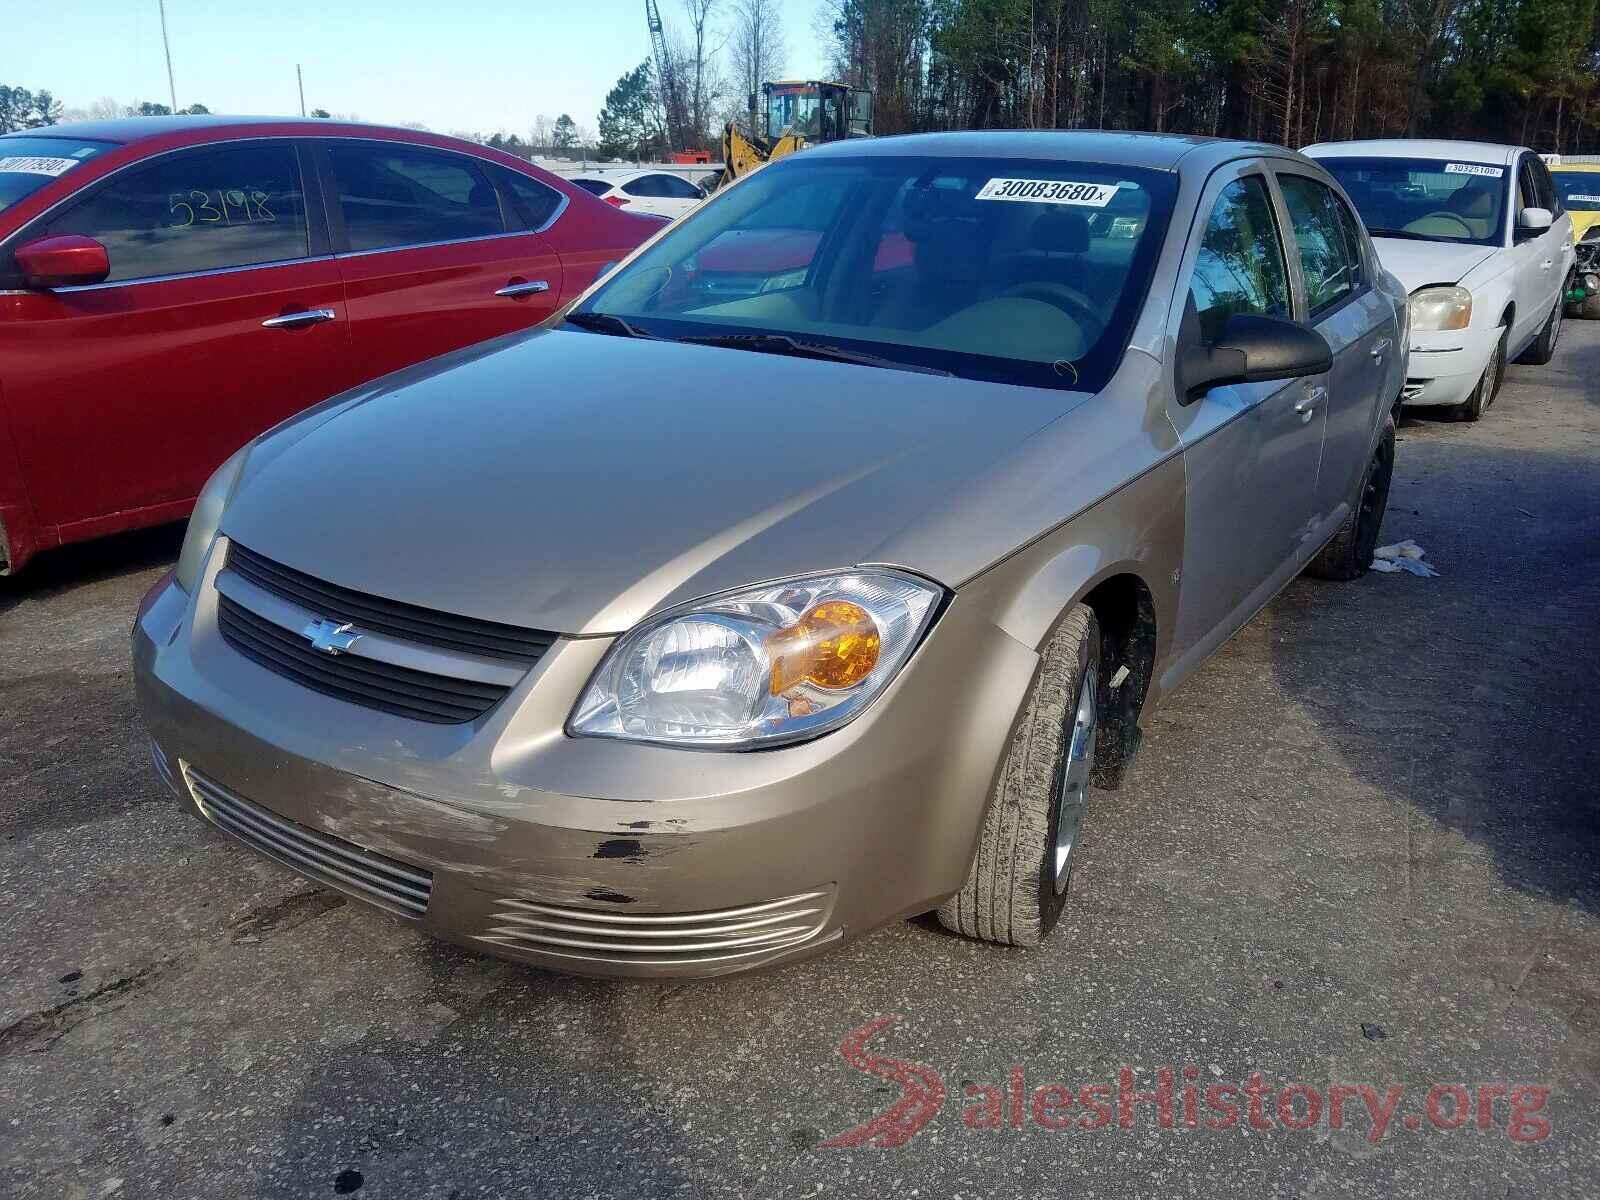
577 155 1177 392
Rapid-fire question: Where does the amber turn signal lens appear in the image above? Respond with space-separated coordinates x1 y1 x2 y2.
766 600 882 694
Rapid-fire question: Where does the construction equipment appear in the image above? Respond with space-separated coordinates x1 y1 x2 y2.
719 80 872 188
645 0 692 157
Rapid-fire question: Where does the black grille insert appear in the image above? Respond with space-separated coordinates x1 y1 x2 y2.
217 594 510 724
227 542 554 665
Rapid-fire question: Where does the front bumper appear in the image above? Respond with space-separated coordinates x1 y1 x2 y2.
132 546 1035 978
1400 326 1498 408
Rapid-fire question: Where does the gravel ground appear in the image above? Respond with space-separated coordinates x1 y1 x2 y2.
3 321 1598 1199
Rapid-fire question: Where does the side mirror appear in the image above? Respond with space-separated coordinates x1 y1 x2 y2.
14 234 111 289
1516 206 1553 236
1177 313 1333 401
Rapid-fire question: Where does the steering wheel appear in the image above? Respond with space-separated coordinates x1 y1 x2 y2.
999 282 1105 341
1408 211 1476 237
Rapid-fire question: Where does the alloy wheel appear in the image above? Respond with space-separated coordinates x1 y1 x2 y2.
1053 666 1098 894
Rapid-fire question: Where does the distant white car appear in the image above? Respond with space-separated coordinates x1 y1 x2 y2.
568 169 706 220
1305 139 1575 421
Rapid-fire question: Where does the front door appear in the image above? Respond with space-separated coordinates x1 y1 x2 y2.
318 139 565 383
1168 166 1330 663
1 138 349 539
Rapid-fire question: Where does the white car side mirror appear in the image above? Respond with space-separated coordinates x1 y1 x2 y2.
1517 206 1553 234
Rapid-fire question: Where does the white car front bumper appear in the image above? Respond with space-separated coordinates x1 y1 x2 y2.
1402 326 1499 408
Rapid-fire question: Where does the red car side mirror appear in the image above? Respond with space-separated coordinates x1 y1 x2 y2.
14 234 111 289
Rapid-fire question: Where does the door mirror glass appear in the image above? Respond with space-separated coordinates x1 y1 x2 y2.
1178 313 1333 399
1517 206 1553 235
14 234 110 288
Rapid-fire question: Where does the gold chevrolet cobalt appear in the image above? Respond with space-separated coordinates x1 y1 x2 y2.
135 133 1407 977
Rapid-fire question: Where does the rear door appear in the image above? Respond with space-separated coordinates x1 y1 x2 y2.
0 138 348 537
1273 166 1395 522
1168 164 1329 661
319 139 565 381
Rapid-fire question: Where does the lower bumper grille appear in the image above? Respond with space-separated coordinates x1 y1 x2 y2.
476 889 834 967
183 764 433 919
1401 381 1427 402
217 594 508 724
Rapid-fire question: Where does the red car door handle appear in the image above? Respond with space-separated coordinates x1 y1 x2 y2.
261 308 337 329
495 280 550 298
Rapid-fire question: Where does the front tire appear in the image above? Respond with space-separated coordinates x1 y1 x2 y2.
937 606 1101 948
1307 416 1396 581
1454 330 1504 422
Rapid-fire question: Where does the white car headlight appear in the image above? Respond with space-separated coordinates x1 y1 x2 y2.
1409 285 1473 332
569 570 943 748
174 446 249 592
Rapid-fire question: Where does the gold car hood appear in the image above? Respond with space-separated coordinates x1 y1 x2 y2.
221 327 1082 635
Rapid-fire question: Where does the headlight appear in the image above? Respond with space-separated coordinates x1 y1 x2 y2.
569 570 943 748
1408 285 1472 331
174 446 249 592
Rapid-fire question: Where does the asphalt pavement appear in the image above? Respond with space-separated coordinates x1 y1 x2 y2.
3 321 1598 1199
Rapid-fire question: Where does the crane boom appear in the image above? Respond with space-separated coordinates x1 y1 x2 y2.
645 0 689 153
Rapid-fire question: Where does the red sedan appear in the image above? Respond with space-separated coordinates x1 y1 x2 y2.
0 116 660 574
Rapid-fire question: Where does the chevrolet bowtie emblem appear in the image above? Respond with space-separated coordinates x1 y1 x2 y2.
301 618 362 655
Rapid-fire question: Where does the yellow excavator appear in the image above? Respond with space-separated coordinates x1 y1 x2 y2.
719 80 873 188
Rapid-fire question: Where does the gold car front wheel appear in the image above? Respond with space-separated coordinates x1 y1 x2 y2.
937 604 1102 948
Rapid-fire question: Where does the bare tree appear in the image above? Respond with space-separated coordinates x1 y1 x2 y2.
681 0 726 147
730 0 787 123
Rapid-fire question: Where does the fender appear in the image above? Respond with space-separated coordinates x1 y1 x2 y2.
0 372 42 574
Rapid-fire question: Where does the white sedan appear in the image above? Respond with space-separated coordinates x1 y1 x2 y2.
1305 139 1574 421
568 169 707 220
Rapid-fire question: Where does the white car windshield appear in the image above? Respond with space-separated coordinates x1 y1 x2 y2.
1318 157 1508 246
574 154 1177 392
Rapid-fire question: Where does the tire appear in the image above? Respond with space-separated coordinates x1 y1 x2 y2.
1519 292 1563 365
1307 415 1396 581
1454 329 1504 422
1582 294 1600 321
937 605 1101 948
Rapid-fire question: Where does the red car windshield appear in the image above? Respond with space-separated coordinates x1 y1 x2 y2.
0 136 113 214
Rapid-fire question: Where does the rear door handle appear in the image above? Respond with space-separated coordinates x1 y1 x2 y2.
1541 259 1554 270
1294 386 1327 420
1371 337 1392 359
495 280 550 298
261 308 337 329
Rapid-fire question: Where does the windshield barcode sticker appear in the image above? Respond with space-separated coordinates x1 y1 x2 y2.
1567 194 1600 203
1443 163 1504 178
975 178 1119 206
0 156 80 177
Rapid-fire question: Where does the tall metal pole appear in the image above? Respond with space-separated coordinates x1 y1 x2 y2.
158 0 178 113
297 64 306 117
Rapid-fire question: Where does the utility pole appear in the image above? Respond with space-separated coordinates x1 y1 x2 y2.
297 64 306 117
158 0 178 113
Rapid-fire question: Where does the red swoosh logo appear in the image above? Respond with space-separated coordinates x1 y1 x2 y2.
821 1016 946 1148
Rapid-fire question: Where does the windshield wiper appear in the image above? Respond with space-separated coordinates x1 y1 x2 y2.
563 311 663 340
677 332 954 377
1365 227 1451 243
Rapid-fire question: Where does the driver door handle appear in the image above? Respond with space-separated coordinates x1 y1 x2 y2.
1541 259 1554 270
1371 337 1392 360
495 280 550 298
1294 385 1327 421
261 307 337 329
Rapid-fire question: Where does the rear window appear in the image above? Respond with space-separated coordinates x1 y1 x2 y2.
0 136 113 214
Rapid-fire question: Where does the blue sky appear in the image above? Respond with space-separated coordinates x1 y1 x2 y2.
12 1 834 137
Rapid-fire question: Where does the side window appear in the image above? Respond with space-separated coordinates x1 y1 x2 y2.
40 141 308 283
1278 174 1360 317
329 142 504 252
623 175 664 198
1531 156 1558 213
1188 176 1290 343
1518 157 1541 214
488 164 563 230
656 175 702 200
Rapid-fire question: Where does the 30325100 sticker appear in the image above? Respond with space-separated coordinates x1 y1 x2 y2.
975 178 1119 206
1443 163 1504 178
